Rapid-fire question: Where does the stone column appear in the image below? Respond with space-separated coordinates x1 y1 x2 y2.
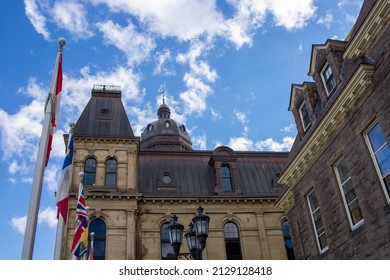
256 212 270 259
126 210 136 259
127 149 138 192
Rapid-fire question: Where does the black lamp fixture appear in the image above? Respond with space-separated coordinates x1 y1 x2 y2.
167 206 210 260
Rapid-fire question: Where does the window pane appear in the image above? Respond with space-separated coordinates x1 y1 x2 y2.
84 158 96 186
282 220 295 260
224 222 239 239
375 146 390 176
343 181 356 203
335 158 364 228
368 123 387 152
300 103 311 130
220 165 233 191
105 174 116 187
349 200 363 225
89 219 106 260
318 233 328 249
105 159 117 187
106 159 117 172
224 222 242 260
308 191 319 211
161 223 175 260
336 159 349 183
323 65 336 93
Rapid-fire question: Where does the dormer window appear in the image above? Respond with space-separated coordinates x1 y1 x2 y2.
299 102 311 131
321 63 337 95
220 164 233 191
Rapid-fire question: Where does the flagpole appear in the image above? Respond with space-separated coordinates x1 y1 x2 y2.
54 122 74 260
21 38 66 260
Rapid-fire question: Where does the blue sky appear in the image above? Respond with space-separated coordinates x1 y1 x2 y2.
0 0 363 259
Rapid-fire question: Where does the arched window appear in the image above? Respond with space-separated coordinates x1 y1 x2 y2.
89 219 106 260
282 220 295 260
224 222 242 260
160 222 175 260
220 164 233 191
105 158 117 187
84 157 96 186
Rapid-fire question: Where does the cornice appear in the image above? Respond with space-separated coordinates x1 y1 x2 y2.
274 188 294 212
343 0 390 59
74 136 140 145
279 64 374 191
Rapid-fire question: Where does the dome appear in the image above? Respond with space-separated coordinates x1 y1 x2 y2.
140 103 192 150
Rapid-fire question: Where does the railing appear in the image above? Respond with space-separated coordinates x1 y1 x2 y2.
93 84 121 92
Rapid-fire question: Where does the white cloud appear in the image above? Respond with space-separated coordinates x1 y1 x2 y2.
44 165 60 192
255 137 294 151
10 216 27 235
267 0 317 30
97 20 156 66
210 107 222 121
0 100 44 161
177 41 217 116
298 43 303 53
153 49 175 76
91 0 225 41
24 0 50 40
192 134 207 150
9 206 57 235
227 136 254 151
180 74 212 115
317 10 334 29
280 124 295 133
37 206 57 228
233 109 247 125
8 160 18 174
51 1 93 39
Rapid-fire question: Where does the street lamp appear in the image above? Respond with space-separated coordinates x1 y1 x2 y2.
167 206 210 260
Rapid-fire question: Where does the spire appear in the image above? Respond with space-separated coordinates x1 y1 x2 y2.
158 84 170 118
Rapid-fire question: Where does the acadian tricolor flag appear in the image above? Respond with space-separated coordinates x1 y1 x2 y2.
71 179 88 258
55 133 73 224
45 51 63 167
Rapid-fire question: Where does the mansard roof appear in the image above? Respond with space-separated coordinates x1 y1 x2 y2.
74 85 134 139
138 149 288 197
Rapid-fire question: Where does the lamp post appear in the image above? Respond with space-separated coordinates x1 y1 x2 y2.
167 206 210 260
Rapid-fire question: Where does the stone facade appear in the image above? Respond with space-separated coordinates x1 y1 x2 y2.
277 0 390 259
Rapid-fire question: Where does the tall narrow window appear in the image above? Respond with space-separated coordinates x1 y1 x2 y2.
223 222 242 260
321 63 336 95
365 122 390 202
105 158 117 187
307 189 328 253
281 220 295 260
160 222 175 260
88 219 106 260
220 164 233 191
334 158 364 229
299 102 311 131
84 157 96 186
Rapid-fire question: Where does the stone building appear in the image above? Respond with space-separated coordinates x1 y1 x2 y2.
277 0 390 259
62 85 292 260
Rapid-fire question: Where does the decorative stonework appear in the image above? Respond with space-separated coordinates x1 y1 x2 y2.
278 64 374 208
344 0 390 59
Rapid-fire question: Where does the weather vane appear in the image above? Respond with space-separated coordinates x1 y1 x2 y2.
158 83 166 104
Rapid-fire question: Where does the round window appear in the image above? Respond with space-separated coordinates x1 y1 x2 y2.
162 174 172 184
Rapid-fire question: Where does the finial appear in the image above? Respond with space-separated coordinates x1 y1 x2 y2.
79 172 84 183
158 84 166 104
58 38 66 48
